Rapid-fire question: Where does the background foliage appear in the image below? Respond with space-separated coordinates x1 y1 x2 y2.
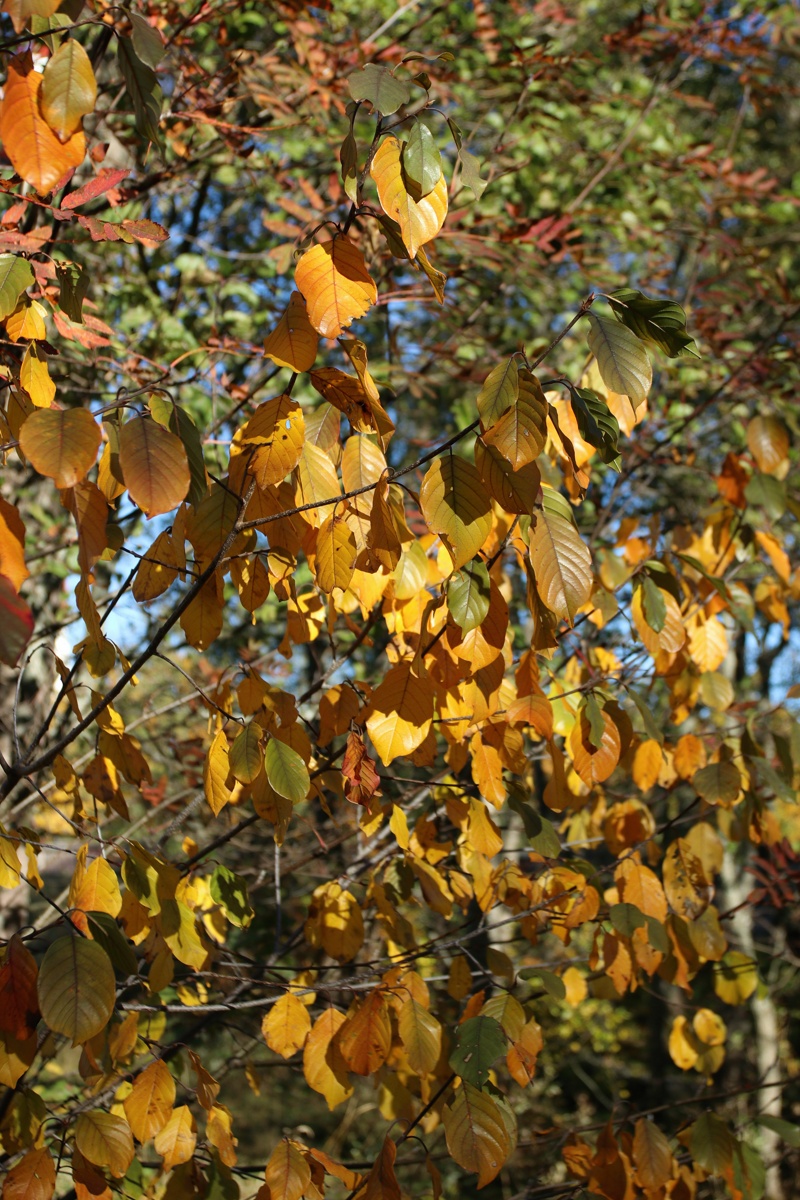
1 2 799 1199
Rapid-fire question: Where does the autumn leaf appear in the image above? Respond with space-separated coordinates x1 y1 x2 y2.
295 236 377 338
0 53 85 194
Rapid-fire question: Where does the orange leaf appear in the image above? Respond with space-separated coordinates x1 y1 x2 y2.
302 1008 353 1110
19 408 101 489
123 1060 176 1143
337 991 391 1075
3 1147 56 1200
153 1105 196 1170
262 992 311 1059
119 416 190 518
264 291 319 372
0 54 85 194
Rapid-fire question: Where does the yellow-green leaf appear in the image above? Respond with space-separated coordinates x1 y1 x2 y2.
587 312 652 408
74 1111 134 1178
37 935 115 1045
265 738 310 803
40 39 97 141
443 1082 514 1189
419 454 492 572
528 486 592 622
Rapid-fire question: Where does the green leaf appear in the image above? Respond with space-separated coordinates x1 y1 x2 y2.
587 312 652 407
609 288 699 358
518 968 566 1000
626 686 664 745
458 149 488 200
690 1112 736 1175
645 915 669 953
265 738 310 804
447 558 491 633
609 902 646 938
448 1016 507 1088
744 473 785 521
582 694 606 750
507 787 561 857
347 64 411 115
402 120 442 197
56 260 88 322
130 12 165 69
572 388 620 468
0 254 34 321
733 1143 765 1200
118 35 162 144
640 575 667 633
229 722 264 784
756 1116 800 1148
210 865 254 928
85 912 139 977
37 935 116 1045
340 131 358 203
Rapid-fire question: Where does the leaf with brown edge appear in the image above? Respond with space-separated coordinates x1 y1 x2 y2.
0 934 39 1040
119 416 190 518
475 437 541 515
2 1147 56 1200
363 1137 402 1200
123 1060 176 1143
366 661 433 766
371 135 448 259
342 730 382 806
419 454 492 573
295 236 376 338
153 1106 196 1170
264 291 319 372
19 408 101 489
40 40 97 141
74 1112 134 1178
262 993 311 1059
264 1139 311 1200
303 1008 353 1110
443 1082 514 1189
315 512 357 593
337 990 391 1075
663 837 712 921
37 935 115 1046
528 486 592 622
0 54 85 194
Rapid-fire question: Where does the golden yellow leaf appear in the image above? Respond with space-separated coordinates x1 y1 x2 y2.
482 370 547 469
747 414 789 475
153 1105 196 1169
0 54 85 194
40 40 97 141
398 998 441 1076
69 855 122 920
295 236 377 338
240 395 305 489
631 584 685 655
295 440 341 524
262 993 311 1059
132 530 182 602
315 512 357 593
264 291 319 371
5 298 46 341
632 739 663 793
371 135 448 258
206 1105 238 1168
506 1017 543 1086
663 837 711 921
529 487 592 623
366 661 433 766
19 344 55 407
304 881 364 962
686 614 728 673
264 1139 310 1200
303 1008 353 1110
123 1060 176 1143
0 497 29 591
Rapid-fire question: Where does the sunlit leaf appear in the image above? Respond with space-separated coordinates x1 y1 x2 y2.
371 135 447 258
528 487 592 622
74 1111 134 1178
265 737 310 803
295 236 377 338
366 661 433 766
0 53 85 194
40 40 97 141
263 993 311 1059
420 454 492 573
19 408 101 489
124 1060 176 1143
264 291 319 372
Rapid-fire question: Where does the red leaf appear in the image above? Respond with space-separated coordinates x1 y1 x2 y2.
62 169 130 210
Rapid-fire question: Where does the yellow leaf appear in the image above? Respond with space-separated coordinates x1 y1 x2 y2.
206 1105 238 1168
747 414 789 475
420 454 492 573
229 722 264 785
0 54 85 194
179 571 224 651
264 291 319 372
37 936 115 1046
240 395 305 489
19 408 101 489
506 1017 544 1086
443 1082 514 1189
119 416 190 518
132 529 182 602
0 496 29 591
40 40 97 141
398 998 441 1076
153 1105 196 1170
569 708 621 786
529 487 592 623
632 739 663 793
123 1059 176 1142
371 135 448 258
631 585 685 655
295 236 377 339
303 1008 353 1110
663 837 711 921
305 881 364 963
295 440 341 524
315 512 357 593
262 993 311 1059
74 1112 134 1178
68 855 122 919
686 614 728 673
19 344 55 407
265 1139 310 1200
366 661 433 766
